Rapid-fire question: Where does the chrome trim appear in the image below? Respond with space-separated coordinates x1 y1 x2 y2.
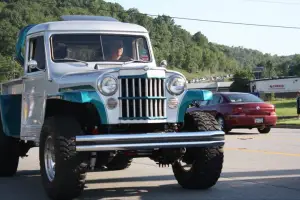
76 131 225 152
146 79 149 116
139 78 142 117
126 79 129 117
76 141 224 151
132 78 136 117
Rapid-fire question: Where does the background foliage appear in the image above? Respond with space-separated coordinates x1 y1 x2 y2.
0 0 299 82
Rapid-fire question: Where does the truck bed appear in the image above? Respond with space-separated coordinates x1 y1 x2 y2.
0 78 23 138
1 78 23 95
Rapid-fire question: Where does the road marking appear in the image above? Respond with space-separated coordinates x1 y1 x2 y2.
225 147 300 157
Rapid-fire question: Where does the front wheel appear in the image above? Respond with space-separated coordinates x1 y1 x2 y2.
258 127 271 134
173 111 224 189
39 116 88 200
172 146 224 189
216 115 231 134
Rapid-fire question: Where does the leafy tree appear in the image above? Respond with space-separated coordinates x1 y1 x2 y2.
0 0 296 83
229 68 254 92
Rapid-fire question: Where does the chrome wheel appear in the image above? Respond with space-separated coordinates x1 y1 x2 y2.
44 136 55 182
178 160 193 172
217 117 225 130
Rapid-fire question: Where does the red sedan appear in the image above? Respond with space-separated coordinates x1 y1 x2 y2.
187 92 277 134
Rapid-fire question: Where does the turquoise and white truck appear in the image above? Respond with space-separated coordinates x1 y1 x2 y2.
0 15 225 200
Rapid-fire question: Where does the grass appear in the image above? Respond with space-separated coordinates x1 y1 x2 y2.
268 99 297 117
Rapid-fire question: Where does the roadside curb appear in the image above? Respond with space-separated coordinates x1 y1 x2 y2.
275 124 300 129
277 116 298 120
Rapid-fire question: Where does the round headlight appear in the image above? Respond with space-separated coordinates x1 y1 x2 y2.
166 75 186 95
97 75 118 96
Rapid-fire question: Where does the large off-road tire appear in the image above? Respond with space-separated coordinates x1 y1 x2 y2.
173 111 224 189
258 127 271 134
0 120 19 177
106 154 133 171
39 116 88 200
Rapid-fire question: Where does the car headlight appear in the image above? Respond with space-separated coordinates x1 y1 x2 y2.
166 75 186 95
97 75 118 96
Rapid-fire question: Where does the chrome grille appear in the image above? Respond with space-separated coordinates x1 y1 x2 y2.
119 77 166 120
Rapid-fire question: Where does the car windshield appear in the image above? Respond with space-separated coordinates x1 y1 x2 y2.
226 93 264 103
50 34 151 63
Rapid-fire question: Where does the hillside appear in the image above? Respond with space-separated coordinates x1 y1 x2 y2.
0 0 297 81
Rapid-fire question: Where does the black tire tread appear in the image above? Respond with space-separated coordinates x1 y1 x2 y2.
39 116 88 200
258 127 271 134
173 111 224 190
0 115 19 177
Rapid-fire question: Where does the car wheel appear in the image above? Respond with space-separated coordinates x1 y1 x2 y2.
216 116 230 134
258 127 271 134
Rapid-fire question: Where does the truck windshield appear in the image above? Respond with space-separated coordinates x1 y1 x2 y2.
50 34 151 63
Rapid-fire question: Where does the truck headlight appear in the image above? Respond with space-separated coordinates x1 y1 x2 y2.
166 75 186 95
97 75 118 96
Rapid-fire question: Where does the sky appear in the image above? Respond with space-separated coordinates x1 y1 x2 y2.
105 0 300 56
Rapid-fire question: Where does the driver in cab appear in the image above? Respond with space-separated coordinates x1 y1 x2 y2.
108 40 131 61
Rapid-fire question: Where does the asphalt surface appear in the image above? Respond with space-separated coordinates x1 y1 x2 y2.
1 128 300 200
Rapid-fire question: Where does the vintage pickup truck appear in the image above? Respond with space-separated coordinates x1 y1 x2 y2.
0 15 225 200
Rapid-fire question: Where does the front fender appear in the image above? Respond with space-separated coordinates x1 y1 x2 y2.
177 89 213 122
49 91 108 124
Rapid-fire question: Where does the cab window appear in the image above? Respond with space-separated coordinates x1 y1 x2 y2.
27 36 46 73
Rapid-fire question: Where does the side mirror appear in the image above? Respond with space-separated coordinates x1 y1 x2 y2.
160 60 167 68
28 60 38 70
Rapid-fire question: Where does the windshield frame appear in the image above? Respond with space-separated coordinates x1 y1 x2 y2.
225 93 264 103
49 33 153 64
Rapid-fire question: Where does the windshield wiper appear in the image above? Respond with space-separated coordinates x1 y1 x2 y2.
53 58 89 66
122 59 150 66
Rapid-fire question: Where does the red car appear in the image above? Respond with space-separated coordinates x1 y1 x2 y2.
187 92 277 134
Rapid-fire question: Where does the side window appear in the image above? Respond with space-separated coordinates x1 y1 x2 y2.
28 36 46 73
211 94 222 105
136 38 150 61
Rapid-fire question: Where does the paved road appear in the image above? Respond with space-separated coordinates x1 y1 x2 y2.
1 128 300 200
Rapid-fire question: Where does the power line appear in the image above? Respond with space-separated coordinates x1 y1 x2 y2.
145 13 300 30
89 8 300 30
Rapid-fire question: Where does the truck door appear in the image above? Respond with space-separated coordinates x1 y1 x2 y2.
21 34 47 141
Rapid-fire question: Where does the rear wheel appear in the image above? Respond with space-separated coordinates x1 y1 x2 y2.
0 116 19 177
258 127 271 134
0 129 19 177
39 116 88 200
173 111 224 189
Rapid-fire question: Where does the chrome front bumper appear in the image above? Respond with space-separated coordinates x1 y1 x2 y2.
76 131 225 152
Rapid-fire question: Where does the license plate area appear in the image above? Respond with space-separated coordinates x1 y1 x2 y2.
255 118 264 123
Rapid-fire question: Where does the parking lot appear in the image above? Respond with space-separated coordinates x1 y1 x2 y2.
1 128 300 200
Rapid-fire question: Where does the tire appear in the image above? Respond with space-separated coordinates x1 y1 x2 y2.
173 111 224 190
258 127 271 134
39 116 88 200
106 154 132 171
0 120 19 177
216 115 231 134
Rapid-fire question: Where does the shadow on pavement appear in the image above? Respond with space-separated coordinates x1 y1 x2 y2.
226 132 259 136
1 169 300 200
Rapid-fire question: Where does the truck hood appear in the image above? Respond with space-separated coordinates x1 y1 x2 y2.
54 64 170 91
